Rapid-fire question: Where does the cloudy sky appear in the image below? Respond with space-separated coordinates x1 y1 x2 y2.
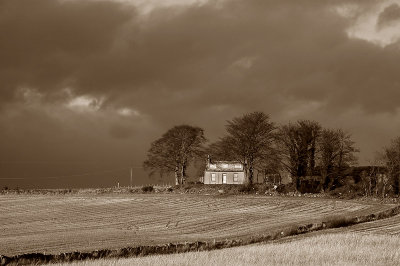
1 0 400 188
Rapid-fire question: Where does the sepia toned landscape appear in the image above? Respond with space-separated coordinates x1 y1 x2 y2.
2 0 400 265
1 190 400 265
2 193 388 256
49 233 400 266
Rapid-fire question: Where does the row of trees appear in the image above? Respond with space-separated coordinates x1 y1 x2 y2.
207 113 358 191
277 121 358 191
143 111 399 195
376 137 400 195
354 138 400 197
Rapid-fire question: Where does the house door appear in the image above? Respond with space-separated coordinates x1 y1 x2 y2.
222 173 227 184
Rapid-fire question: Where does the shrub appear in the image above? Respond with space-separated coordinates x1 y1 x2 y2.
298 177 323 193
142 186 154 192
186 181 203 185
276 183 296 194
329 182 364 198
238 184 254 193
222 184 241 194
323 215 356 228
255 184 273 194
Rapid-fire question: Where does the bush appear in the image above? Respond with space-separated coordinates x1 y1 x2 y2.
324 215 356 228
298 176 323 193
141 186 154 192
276 183 296 194
222 184 241 194
255 184 273 194
329 182 364 198
238 184 255 193
187 181 203 185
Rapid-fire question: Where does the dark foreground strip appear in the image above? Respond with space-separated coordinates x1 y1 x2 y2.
2 205 400 266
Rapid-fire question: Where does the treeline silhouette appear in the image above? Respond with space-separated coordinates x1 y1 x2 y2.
143 111 400 197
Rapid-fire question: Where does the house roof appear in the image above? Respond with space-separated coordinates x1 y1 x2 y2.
205 161 245 172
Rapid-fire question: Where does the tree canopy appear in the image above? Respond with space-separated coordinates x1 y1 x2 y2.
143 114 362 193
277 120 321 189
143 125 206 185
380 137 400 194
318 128 358 190
208 111 277 184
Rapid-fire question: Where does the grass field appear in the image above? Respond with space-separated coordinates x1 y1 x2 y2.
0 193 396 257
51 232 400 266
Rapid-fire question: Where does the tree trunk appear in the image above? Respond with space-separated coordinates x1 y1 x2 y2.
175 169 179 186
292 175 300 191
248 166 254 184
180 163 186 185
308 141 316 176
382 184 386 198
368 177 371 196
264 170 268 184
395 174 400 195
322 170 328 191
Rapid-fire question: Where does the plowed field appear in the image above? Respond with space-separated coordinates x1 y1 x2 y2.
340 214 400 235
0 194 395 256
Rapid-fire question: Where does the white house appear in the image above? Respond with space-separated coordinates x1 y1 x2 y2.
202 157 246 184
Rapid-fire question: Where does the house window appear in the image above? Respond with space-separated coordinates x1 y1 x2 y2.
222 173 227 184
233 173 239 183
234 164 242 169
211 173 216 182
209 164 216 169
221 163 228 168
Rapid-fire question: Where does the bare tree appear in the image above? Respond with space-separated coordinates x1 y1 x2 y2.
255 150 283 185
359 170 373 196
143 125 206 185
379 137 400 195
277 120 321 190
366 159 386 197
276 123 299 181
209 112 276 184
381 173 390 198
318 128 358 190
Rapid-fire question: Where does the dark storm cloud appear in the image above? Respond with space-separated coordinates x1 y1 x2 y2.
377 3 400 30
109 124 135 139
1 0 400 187
0 0 135 103
1 0 399 115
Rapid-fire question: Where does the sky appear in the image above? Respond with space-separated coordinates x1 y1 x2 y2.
1 0 400 188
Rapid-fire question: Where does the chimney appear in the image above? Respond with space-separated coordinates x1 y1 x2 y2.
206 155 211 167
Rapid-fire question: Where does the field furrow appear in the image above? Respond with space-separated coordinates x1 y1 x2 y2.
341 214 400 235
0 194 395 256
